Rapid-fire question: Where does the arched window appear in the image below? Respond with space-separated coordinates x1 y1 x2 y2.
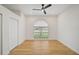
33 20 48 39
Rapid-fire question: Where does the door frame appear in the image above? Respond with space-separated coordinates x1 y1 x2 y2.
0 13 3 55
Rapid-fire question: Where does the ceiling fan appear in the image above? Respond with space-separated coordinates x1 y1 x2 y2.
32 4 52 14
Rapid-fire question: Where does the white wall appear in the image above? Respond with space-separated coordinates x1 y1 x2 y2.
0 5 20 54
25 15 57 40
58 5 79 54
19 13 26 44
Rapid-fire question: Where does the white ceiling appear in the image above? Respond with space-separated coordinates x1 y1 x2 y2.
2 4 71 16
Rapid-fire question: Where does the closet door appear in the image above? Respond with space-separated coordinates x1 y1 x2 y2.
8 18 18 51
0 14 2 54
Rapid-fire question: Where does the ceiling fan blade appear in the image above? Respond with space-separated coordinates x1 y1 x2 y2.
32 9 41 10
44 4 52 9
43 10 46 14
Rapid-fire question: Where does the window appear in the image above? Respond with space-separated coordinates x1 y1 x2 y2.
33 20 48 39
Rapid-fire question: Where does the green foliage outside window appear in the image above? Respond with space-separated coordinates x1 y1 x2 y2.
34 26 48 39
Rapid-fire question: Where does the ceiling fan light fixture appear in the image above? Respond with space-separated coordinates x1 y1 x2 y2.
42 10 43 12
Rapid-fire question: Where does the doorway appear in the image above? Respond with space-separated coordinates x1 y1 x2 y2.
8 17 18 51
33 20 48 39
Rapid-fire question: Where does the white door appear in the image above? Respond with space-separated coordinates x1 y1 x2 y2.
0 14 2 54
8 18 18 51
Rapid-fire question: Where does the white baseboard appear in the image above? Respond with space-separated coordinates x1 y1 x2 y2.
58 39 79 54
3 50 9 55
25 38 57 40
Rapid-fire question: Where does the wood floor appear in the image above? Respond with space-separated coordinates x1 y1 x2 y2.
9 40 78 55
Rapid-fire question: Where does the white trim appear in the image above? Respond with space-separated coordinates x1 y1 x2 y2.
25 39 57 40
0 13 3 55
